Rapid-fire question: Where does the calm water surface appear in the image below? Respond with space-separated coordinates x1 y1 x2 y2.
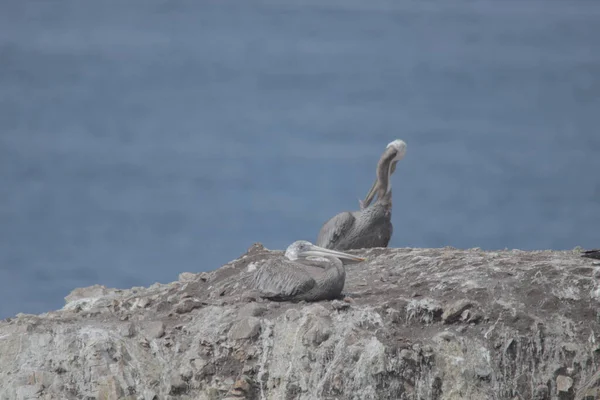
1 0 599 318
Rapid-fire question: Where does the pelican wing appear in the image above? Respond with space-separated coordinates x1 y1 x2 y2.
316 211 355 250
252 259 316 300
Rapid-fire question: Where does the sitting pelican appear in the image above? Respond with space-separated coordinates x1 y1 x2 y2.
581 249 600 260
252 240 365 302
316 140 407 251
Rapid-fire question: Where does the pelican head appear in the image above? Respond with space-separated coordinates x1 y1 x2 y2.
285 240 365 263
386 139 407 162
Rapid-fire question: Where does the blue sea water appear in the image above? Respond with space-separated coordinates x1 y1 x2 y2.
1 0 599 319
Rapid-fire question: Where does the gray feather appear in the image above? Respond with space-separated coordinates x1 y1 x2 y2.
316 212 356 250
252 259 316 300
316 194 392 251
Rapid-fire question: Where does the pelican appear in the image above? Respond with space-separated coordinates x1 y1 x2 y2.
316 140 407 251
581 249 600 260
252 240 365 302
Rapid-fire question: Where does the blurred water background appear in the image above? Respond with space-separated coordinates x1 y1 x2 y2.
1 0 599 318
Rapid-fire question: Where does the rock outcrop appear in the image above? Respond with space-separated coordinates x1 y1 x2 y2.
1 244 600 400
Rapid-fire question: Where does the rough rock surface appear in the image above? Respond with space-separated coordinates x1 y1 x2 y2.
1 244 600 400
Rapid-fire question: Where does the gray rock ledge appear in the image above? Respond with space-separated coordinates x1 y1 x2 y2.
1 244 599 400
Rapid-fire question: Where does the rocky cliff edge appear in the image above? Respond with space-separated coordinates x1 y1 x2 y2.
1 244 600 400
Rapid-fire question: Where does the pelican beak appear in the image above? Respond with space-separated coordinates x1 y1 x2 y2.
361 160 397 208
301 245 366 263
361 180 378 209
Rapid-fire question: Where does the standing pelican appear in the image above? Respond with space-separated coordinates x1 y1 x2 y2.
316 140 407 251
252 240 365 301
